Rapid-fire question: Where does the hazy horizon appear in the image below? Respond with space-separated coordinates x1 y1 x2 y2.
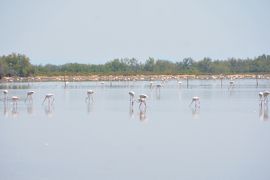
1 0 270 65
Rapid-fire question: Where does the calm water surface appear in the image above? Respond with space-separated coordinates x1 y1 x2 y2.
1 79 270 180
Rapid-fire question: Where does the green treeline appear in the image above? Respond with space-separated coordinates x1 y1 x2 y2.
1 53 270 77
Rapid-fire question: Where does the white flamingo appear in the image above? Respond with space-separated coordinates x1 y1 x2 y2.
229 80 235 90
85 90 94 102
12 96 19 107
42 94 55 105
178 81 182 88
3 90 8 101
149 81 154 89
129 91 135 106
190 96 200 108
25 91 35 102
138 94 147 111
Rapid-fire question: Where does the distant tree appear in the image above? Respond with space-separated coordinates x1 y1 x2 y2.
144 57 155 72
196 57 213 73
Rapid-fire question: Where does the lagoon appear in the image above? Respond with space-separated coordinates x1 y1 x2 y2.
0 79 270 180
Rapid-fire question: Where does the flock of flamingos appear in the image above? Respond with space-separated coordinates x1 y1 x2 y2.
1 80 270 117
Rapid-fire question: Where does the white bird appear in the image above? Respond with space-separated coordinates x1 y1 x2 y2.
138 94 148 110
190 96 200 108
259 91 263 99
156 84 162 88
149 81 154 89
42 94 54 105
263 91 270 103
25 91 35 102
12 96 19 107
129 91 135 105
228 80 235 91
139 94 148 99
3 90 8 101
85 90 94 102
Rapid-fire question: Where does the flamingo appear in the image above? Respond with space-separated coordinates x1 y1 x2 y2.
3 90 8 101
129 91 135 106
178 81 182 88
12 96 19 107
229 80 235 90
138 94 147 111
42 94 55 105
190 96 200 108
156 84 162 89
25 91 35 102
149 81 154 89
85 90 94 102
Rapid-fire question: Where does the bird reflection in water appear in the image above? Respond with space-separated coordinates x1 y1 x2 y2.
129 106 134 118
259 91 269 121
44 103 54 117
27 102 34 115
191 107 200 119
3 101 8 116
139 109 147 122
259 103 269 121
11 103 19 117
87 101 94 113
156 84 161 100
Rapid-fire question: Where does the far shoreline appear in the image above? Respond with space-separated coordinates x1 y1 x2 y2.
1 74 270 83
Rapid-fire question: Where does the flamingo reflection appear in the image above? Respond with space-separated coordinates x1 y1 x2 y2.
27 103 34 114
44 104 54 117
259 103 269 121
139 110 147 122
191 107 200 119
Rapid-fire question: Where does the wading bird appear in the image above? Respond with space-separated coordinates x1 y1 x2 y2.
25 91 35 102
85 90 94 103
178 81 182 88
129 91 135 106
149 81 154 89
190 96 200 108
3 90 8 101
138 94 147 111
229 80 235 90
12 96 19 107
42 94 54 105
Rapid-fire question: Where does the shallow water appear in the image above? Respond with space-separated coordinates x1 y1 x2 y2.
1 79 270 180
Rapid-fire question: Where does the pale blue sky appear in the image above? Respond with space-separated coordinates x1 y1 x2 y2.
0 0 269 64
